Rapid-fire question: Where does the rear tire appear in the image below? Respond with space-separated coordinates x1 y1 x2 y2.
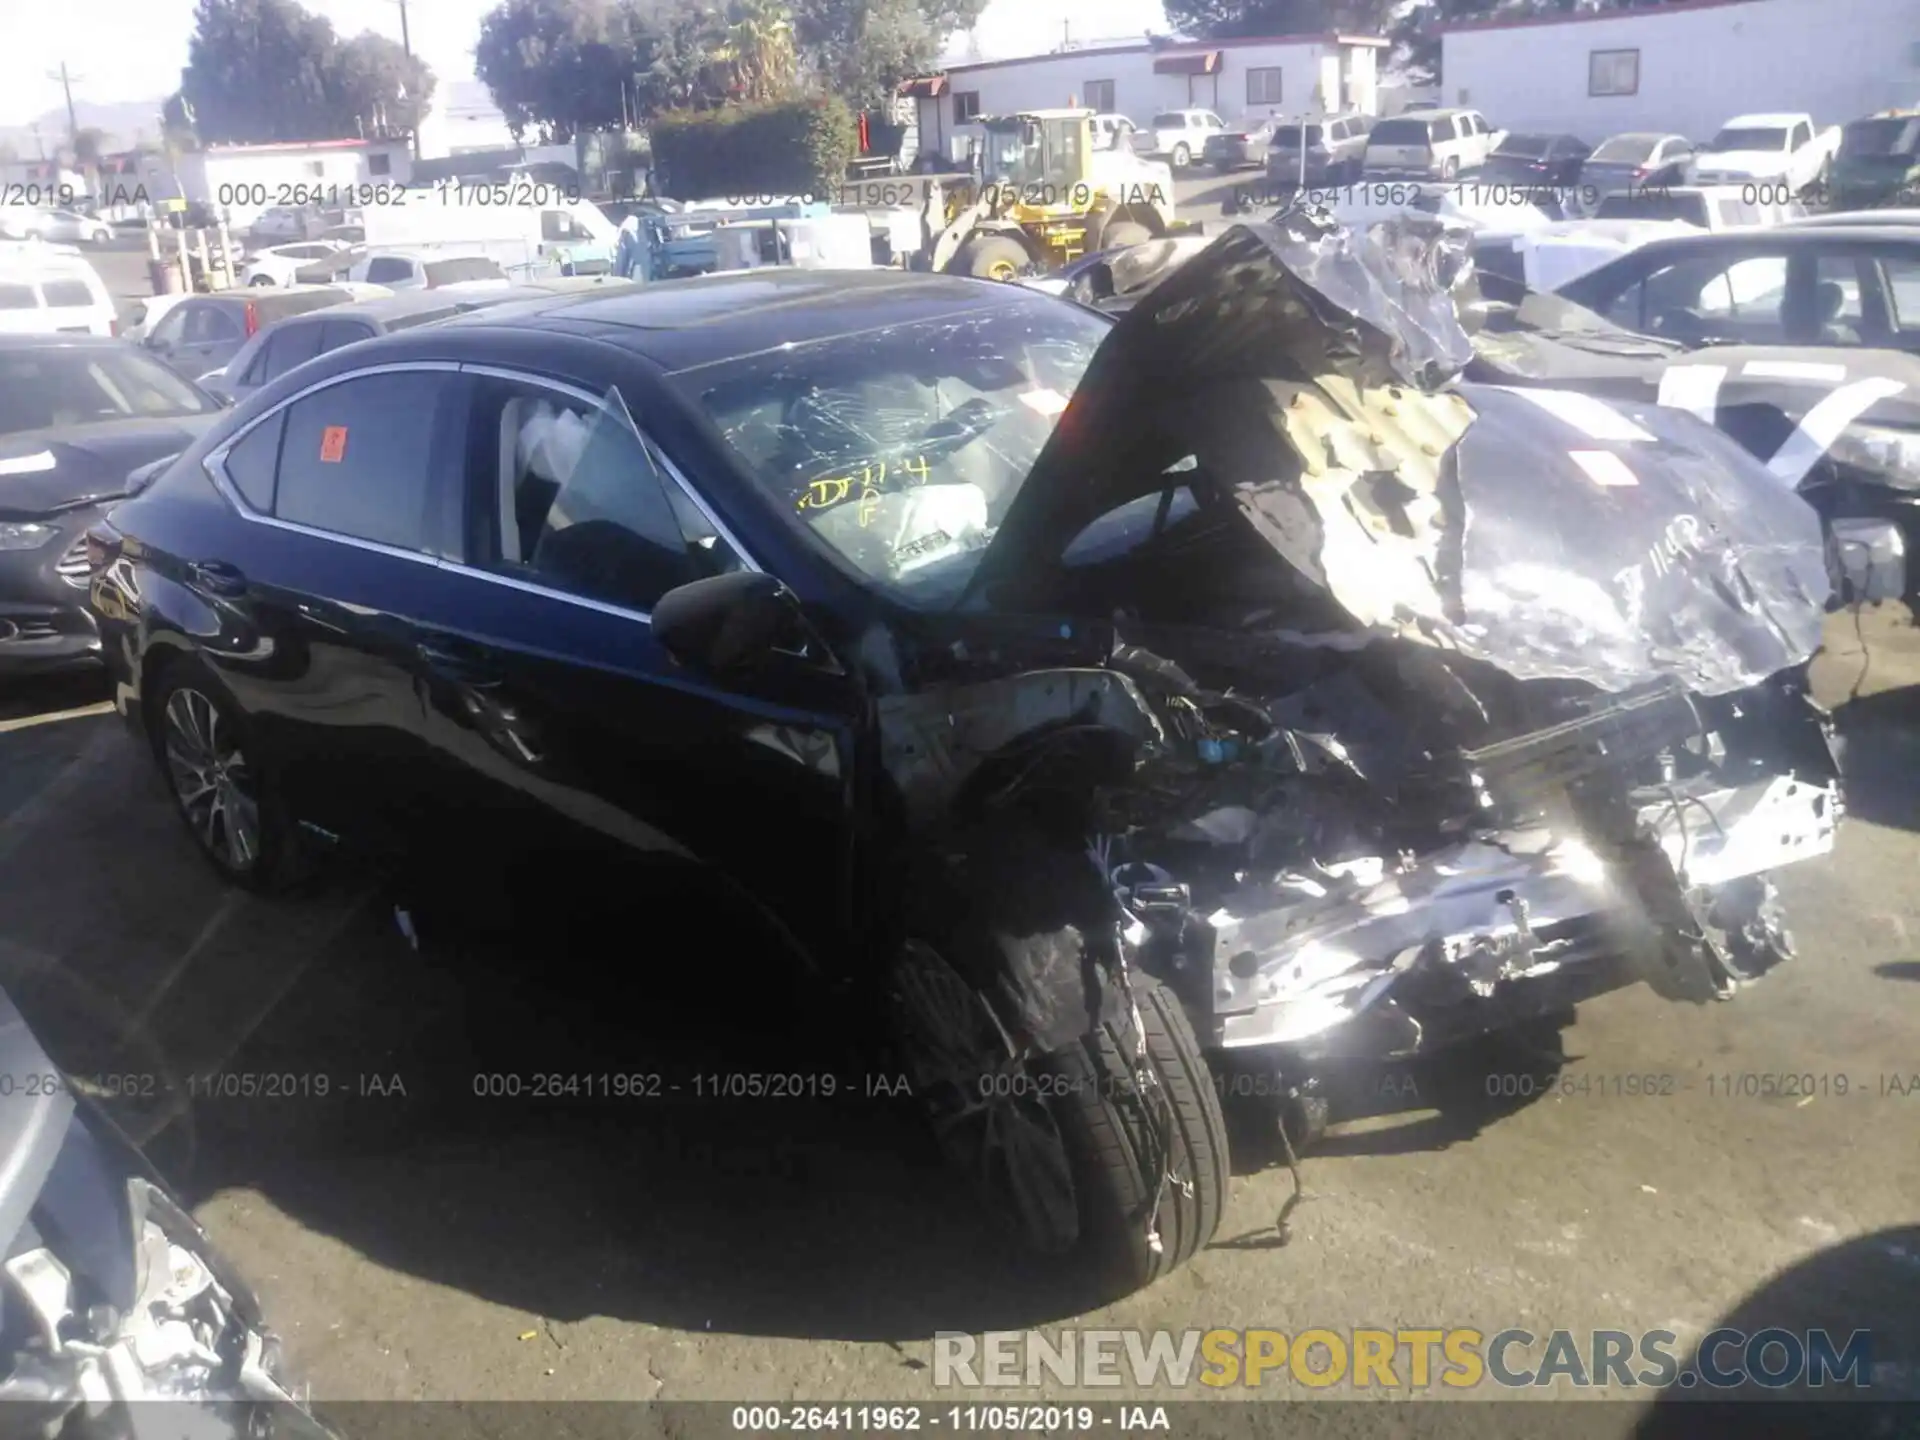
890 833 1228 1301
951 234 1032 281
148 658 306 893
1172 143 1192 169
249 274 274 286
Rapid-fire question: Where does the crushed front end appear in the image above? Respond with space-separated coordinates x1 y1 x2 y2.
922 213 1847 1127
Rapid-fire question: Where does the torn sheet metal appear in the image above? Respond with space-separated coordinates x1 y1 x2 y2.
1443 384 1830 695
1206 770 1838 1053
967 216 1478 604
876 668 1165 828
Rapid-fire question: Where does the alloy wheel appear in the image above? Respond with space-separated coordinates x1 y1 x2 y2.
162 687 261 874
887 940 1079 1253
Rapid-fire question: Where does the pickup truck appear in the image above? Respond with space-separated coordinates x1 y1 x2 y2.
1690 112 1842 195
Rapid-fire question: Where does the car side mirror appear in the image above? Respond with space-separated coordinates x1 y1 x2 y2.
652 570 807 674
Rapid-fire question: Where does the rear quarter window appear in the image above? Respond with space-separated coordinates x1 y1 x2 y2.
0 283 41 309
42 279 96 307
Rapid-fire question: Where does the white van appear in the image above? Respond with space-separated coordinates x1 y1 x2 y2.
362 191 621 277
0 243 118 337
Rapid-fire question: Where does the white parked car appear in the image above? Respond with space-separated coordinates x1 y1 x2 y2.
0 245 118 337
1690 113 1842 194
242 239 352 286
5 208 115 245
1590 183 1803 231
1363 108 1502 180
1145 109 1228 169
1090 113 1144 152
347 249 512 292
248 205 319 242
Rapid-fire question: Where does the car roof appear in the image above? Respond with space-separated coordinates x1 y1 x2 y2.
268 288 494 326
0 332 128 352
1600 131 1684 142
1628 225 1920 254
1720 113 1804 127
1783 209 1920 227
437 267 1045 374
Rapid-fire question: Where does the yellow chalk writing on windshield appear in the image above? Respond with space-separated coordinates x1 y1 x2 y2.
795 455 935 519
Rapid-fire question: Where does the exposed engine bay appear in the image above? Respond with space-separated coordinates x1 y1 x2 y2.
874 212 1846 1091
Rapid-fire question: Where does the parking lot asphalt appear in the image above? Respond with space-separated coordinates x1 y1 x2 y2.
0 604 1915 1415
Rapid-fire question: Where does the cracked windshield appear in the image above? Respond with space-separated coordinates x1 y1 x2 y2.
0 0 1915 1430
696 306 1104 601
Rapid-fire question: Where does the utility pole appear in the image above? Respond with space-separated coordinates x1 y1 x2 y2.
386 0 417 159
49 62 83 145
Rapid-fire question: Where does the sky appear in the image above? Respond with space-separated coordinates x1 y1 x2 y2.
2 0 1173 128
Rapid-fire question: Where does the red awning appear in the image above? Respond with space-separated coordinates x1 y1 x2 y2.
898 75 948 98
1153 51 1222 75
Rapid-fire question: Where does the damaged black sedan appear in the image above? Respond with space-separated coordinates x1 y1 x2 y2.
86 228 1844 1302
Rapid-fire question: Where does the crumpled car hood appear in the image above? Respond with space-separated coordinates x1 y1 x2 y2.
969 215 1831 697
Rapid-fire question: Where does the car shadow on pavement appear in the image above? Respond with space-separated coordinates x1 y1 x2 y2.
1631 1225 1920 1436
97 850 1120 1344
1832 688 1920 835
1875 961 1920 982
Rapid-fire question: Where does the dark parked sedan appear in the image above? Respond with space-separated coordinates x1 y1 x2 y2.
208 287 535 404
139 287 356 385
0 335 220 675
1578 131 1696 202
1202 117 1281 171
88 248 1843 1300
1477 132 1592 189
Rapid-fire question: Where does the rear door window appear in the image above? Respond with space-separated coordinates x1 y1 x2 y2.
42 279 95 307
273 370 450 551
366 256 415 284
260 322 327 382
0 284 37 310
184 306 242 345
317 319 379 352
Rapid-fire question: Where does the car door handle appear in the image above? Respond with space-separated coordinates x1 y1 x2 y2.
188 559 247 596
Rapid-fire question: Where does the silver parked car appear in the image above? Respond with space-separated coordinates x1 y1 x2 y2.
1267 114 1376 187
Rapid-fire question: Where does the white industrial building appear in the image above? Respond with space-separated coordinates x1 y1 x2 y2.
129 138 415 228
1440 0 1919 143
907 32 1387 165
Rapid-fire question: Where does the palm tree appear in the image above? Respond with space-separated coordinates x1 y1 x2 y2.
713 0 797 102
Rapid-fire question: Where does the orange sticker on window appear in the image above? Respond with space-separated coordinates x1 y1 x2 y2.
319 426 348 463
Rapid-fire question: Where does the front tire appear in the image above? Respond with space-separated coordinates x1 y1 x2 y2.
249 273 274 286
149 659 303 892
951 234 1031 281
890 835 1228 1300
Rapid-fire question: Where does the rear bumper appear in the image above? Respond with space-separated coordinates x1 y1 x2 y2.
1203 771 1840 1062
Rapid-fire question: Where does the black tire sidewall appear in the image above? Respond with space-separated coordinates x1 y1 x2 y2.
895 830 1228 1298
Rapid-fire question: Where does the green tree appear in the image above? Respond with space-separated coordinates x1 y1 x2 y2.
330 31 437 137
1160 0 1395 40
790 0 987 110
713 0 800 101
476 0 657 140
178 0 434 143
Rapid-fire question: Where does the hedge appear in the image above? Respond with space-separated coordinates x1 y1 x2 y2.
650 97 858 202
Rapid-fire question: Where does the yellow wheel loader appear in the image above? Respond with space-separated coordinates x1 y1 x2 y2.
928 109 1186 280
